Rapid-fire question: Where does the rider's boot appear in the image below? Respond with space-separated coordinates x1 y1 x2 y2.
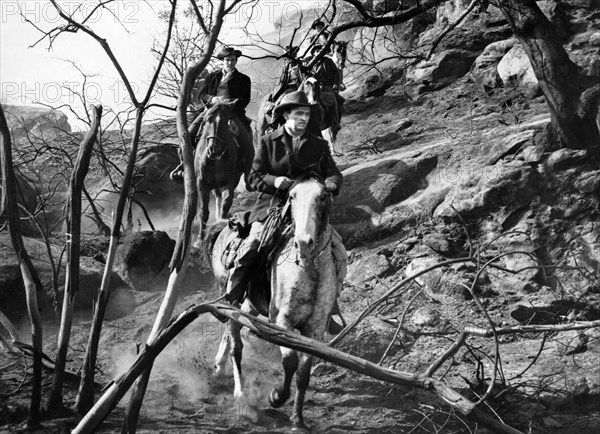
221 243 259 306
327 299 345 335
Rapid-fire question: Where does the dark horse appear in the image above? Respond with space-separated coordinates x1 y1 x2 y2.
207 174 344 429
195 102 244 244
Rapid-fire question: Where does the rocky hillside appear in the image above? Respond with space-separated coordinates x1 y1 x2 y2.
1 1 600 432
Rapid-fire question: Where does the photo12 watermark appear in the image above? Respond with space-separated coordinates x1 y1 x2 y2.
1 80 139 106
1 1 142 25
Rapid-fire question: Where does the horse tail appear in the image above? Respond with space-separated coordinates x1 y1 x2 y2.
202 220 229 265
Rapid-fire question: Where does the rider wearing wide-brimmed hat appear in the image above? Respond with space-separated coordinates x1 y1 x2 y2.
271 45 305 103
173 46 255 188
223 91 345 331
309 19 331 49
305 44 341 133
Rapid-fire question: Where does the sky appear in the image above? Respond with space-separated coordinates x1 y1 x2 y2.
0 0 327 130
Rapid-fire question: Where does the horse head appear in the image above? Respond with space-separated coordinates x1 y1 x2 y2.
332 41 348 70
288 172 332 260
299 76 321 105
201 102 232 160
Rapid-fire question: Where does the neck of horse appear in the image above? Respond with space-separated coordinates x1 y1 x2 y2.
304 88 318 104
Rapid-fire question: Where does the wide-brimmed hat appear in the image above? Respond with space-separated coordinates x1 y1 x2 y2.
273 91 313 117
216 47 242 60
311 19 325 29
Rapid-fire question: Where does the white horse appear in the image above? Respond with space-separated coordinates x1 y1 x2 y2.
207 174 341 429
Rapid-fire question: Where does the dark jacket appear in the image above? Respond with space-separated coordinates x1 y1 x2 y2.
248 126 343 223
307 55 340 89
199 69 251 119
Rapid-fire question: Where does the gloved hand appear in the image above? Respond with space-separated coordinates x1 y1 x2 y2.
325 180 337 193
274 176 293 190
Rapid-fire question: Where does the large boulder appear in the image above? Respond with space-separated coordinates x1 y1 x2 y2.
117 230 175 292
434 160 539 218
497 44 540 98
407 49 479 89
333 154 438 225
470 38 518 93
2 104 71 142
2 104 73 236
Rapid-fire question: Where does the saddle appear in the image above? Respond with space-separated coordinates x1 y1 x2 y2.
220 204 292 316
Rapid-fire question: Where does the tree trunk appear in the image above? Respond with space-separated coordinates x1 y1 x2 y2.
76 108 142 413
48 105 102 411
0 104 44 427
495 0 600 148
120 3 228 430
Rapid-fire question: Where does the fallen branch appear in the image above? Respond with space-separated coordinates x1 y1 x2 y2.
73 303 522 434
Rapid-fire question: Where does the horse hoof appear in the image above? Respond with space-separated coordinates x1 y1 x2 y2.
268 388 287 408
291 418 308 432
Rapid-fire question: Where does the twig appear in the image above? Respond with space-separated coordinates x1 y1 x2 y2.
378 288 424 365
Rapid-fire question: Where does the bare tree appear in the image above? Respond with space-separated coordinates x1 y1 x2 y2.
26 0 178 411
0 104 44 428
121 0 250 431
50 104 102 412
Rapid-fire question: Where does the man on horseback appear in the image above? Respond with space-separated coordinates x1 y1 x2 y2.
306 44 342 134
261 47 324 138
224 90 346 332
309 19 331 48
171 46 254 190
270 46 305 103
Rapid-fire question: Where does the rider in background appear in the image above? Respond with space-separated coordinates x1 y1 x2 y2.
306 44 341 134
171 47 254 189
309 19 331 47
197 47 254 187
270 46 305 103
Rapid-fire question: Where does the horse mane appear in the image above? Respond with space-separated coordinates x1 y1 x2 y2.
291 170 324 189
203 102 228 121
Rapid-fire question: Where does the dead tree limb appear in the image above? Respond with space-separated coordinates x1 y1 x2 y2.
48 104 102 411
121 1 234 431
0 104 44 428
72 303 523 434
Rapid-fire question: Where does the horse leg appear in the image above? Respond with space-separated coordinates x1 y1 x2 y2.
214 326 230 377
268 346 297 409
192 187 210 250
291 351 313 429
220 187 234 220
229 314 244 399
214 190 222 220
200 187 211 240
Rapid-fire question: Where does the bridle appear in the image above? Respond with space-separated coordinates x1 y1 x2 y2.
203 107 231 160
